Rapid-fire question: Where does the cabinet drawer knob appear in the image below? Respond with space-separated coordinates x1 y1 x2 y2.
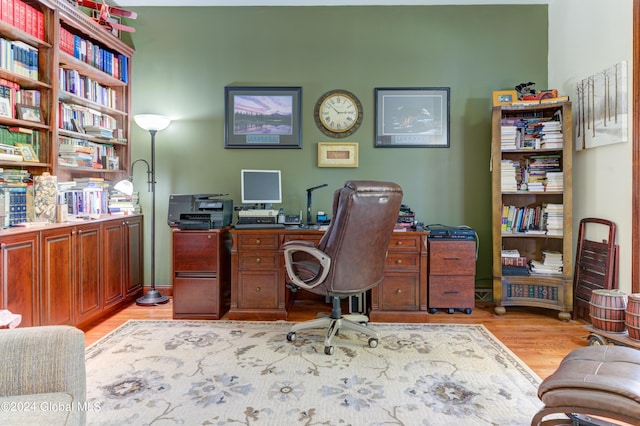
255 257 261 263
256 286 261 292
396 289 402 294
396 241 403 246
208 235 211 239
444 290 459 294
445 257 460 261
396 259 402 264
255 239 261 244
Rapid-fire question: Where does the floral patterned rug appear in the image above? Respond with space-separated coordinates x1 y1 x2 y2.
85 320 543 425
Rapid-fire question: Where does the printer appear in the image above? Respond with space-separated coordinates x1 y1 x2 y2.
168 194 233 229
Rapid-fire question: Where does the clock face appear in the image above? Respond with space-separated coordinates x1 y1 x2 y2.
315 90 363 138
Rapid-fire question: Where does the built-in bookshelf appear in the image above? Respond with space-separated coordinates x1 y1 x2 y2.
0 0 133 225
491 102 573 321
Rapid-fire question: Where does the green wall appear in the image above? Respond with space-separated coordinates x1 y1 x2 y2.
125 5 548 290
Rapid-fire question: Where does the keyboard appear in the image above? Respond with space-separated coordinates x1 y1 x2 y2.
234 223 285 229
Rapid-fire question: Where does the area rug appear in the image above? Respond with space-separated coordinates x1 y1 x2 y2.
85 320 543 425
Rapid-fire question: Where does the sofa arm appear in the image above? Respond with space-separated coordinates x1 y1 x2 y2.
0 326 86 405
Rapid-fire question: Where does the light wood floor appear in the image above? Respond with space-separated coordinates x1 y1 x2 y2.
83 299 589 380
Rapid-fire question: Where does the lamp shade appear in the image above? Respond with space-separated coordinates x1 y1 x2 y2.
113 179 134 196
134 114 171 132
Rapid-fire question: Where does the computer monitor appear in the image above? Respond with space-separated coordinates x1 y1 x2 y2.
241 169 282 209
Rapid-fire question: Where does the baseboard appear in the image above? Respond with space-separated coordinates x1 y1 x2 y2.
142 285 173 297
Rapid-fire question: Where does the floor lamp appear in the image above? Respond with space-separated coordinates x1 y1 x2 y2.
115 114 171 306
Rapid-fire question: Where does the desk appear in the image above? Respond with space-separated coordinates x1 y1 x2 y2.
228 228 435 322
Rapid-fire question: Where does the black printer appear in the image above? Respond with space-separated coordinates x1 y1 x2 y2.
167 194 233 229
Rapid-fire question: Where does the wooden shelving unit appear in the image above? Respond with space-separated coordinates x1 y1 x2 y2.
491 102 573 321
0 0 133 184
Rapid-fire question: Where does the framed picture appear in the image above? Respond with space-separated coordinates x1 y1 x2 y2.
492 90 518 107
16 104 42 123
317 142 358 168
0 97 11 118
16 144 38 162
374 87 450 148
224 86 302 149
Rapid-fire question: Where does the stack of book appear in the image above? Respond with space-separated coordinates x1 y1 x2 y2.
501 159 520 192
530 250 563 276
500 119 519 150
57 177 109 217
540 120 563 149
543 203 564 235
501 249 529 276
108 189 140 215
546 171 564 191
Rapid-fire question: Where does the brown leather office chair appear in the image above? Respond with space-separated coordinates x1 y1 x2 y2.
283 180 403 354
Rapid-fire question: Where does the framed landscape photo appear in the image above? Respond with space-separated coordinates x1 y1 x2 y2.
224 86 302 149
16 104 43 123
374 87 450 148
317 142 358 168
17 144 38 162
0 97 11 118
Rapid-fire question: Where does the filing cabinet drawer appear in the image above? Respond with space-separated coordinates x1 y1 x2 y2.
378 273 420 311
238 252 278 270
429 240 475 275
384 252 419 271
173 277 219 316
237 234 279 250
173 231 218 272
428 275 475 308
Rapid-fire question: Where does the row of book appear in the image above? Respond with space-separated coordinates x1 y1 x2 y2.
0 125 40 154
501 248 563 278
505 283 559 301
58 101 118 133
501 155 563 192
0 167 30 227
58 136 119 170
500 115 564 151
501 203 563 235
58 67 119 110
0 0 45 41
0 37 38 80
58 177 140 217
59 27 129 83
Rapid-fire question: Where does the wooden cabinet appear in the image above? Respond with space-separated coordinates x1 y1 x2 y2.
75 221 102 325
491 103 573 320
0 1 134 195
370 232 429 322
172 228 230 319
40 226 74 325
428 239 476 314
0 232 40 327
0 215 142 328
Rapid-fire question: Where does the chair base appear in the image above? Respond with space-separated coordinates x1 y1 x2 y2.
287 314 379 355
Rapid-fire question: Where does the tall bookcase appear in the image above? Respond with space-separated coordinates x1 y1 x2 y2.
0 0 133 189
491 102 573 321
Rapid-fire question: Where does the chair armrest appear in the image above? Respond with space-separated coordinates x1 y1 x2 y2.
0 325 86 406
283 243 331 290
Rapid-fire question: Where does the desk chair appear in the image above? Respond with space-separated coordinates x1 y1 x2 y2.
283 180 403 354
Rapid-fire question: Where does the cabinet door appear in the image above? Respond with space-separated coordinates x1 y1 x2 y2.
75 223 102 324
174 231 218 272
124 217 143 297
102 220 125 308
0 232 40 327
41 228 74 325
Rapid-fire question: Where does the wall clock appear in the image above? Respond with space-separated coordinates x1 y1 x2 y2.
314 89 363 138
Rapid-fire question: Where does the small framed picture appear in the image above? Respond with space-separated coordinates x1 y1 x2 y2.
492 90 518 107
318 142 359 168
16 104 42 123
0 98 11 118
16 144 38 162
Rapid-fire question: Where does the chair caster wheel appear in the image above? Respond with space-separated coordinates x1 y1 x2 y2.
287 332 296 342
324 346 334 355
447 308 454 314
368 338 378 348
464 308 472 314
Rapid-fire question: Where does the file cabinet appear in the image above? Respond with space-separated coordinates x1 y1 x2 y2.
428 239 476 314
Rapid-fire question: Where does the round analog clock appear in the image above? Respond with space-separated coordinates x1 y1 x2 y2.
315 89 363 138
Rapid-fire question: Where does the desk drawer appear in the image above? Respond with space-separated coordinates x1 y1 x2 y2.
283 234 322 244
385 252 419 271
429 241 475 275
173 232 218 272
389 235 421 252
238 252 278 270
237 234 279 250
378 273 420 311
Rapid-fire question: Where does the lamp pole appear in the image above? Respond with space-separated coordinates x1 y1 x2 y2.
133 114 171 306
